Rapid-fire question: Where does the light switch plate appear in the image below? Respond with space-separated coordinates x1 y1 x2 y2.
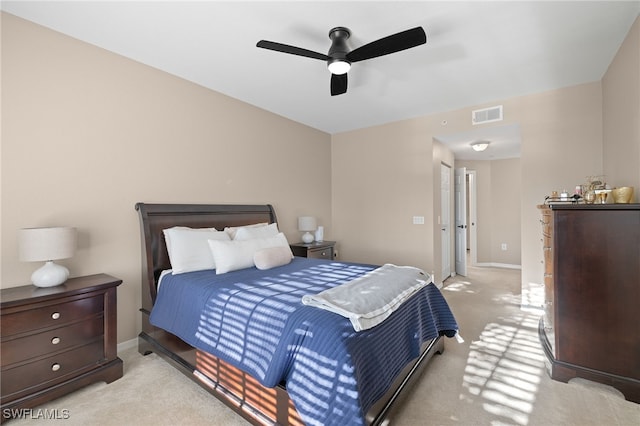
413 216 425 225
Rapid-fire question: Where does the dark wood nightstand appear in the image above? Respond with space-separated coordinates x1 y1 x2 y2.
290 241 336 260
0 274 123 422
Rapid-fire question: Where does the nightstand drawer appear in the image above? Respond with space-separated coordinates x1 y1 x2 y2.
308 247 333 260
1 294 104 337
290 241 336 259
1 340 104 399
1 316 104 367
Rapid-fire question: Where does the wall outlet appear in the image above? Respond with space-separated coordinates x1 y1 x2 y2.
501 243 507 251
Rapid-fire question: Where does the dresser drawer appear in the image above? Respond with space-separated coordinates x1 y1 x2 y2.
307 247 333 260
1 294 103 337
1 340 105 400
1 316 104 367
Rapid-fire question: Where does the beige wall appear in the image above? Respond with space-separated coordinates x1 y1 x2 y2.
603 15 640 196
490 159 521 265
514 83 603 298
331 118 435 274
1 14 332 343
332 82 603 298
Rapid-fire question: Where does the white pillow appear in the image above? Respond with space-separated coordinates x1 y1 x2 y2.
254 246 293 270
234 223 279 240
208 232 292 274
163 227 230 274
164 226 217 253
224 222 268 239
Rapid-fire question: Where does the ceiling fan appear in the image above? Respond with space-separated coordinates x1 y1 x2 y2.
256 26 427 96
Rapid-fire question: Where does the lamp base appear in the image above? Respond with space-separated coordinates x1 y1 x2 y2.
301 232 314 244
31 261 69 287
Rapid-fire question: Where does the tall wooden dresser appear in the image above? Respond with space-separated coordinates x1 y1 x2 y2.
537 204 639 403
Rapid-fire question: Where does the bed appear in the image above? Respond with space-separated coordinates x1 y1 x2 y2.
135 203 457 425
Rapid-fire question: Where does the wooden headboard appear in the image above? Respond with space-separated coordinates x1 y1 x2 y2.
135 203 278 312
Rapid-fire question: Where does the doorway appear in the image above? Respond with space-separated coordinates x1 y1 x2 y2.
440 166 478 280
452 168 478 275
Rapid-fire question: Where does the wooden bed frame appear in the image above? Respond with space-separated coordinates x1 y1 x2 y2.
135 202 445 425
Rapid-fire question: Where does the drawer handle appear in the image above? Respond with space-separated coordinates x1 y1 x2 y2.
51 363 61 372
51 337 61 345
51 312 61 320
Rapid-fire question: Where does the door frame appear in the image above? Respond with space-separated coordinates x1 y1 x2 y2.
440 163 452 280
467 170 478 266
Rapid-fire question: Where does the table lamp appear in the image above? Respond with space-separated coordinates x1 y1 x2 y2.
19 227 77 287
298 216 317 244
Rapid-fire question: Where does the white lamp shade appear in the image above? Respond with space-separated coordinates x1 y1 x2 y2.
19 227 77 287
298 217 317 232
19 227 77 261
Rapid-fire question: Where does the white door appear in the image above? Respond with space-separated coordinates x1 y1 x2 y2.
455 167 468 276
441 164 451 279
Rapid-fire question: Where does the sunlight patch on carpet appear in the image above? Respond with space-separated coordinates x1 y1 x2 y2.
442 280 476 294
460 312 545 425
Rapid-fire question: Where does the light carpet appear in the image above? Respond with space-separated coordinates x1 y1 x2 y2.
8 264 640 425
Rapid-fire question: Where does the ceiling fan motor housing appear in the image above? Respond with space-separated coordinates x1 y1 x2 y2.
327 27 351 74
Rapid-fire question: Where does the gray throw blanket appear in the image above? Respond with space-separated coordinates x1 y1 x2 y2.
301 264 431 331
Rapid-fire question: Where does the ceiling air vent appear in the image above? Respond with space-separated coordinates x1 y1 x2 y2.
472 105 503 125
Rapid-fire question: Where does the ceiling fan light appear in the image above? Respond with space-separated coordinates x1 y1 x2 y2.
327 59 351 75
471 141 490 152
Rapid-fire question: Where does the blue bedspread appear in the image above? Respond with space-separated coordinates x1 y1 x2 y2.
150 257 458 426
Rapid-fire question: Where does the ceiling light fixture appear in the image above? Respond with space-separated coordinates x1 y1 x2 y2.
471 141 490 152
327 59 351 75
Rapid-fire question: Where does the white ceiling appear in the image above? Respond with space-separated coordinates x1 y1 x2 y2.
2 1 639 160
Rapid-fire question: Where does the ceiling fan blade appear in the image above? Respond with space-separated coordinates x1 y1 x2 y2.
331 73 348 96
256 40 329 61
347 27 426 63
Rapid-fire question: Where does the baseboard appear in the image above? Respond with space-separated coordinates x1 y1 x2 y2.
117 338 138 353
473 262 521 270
